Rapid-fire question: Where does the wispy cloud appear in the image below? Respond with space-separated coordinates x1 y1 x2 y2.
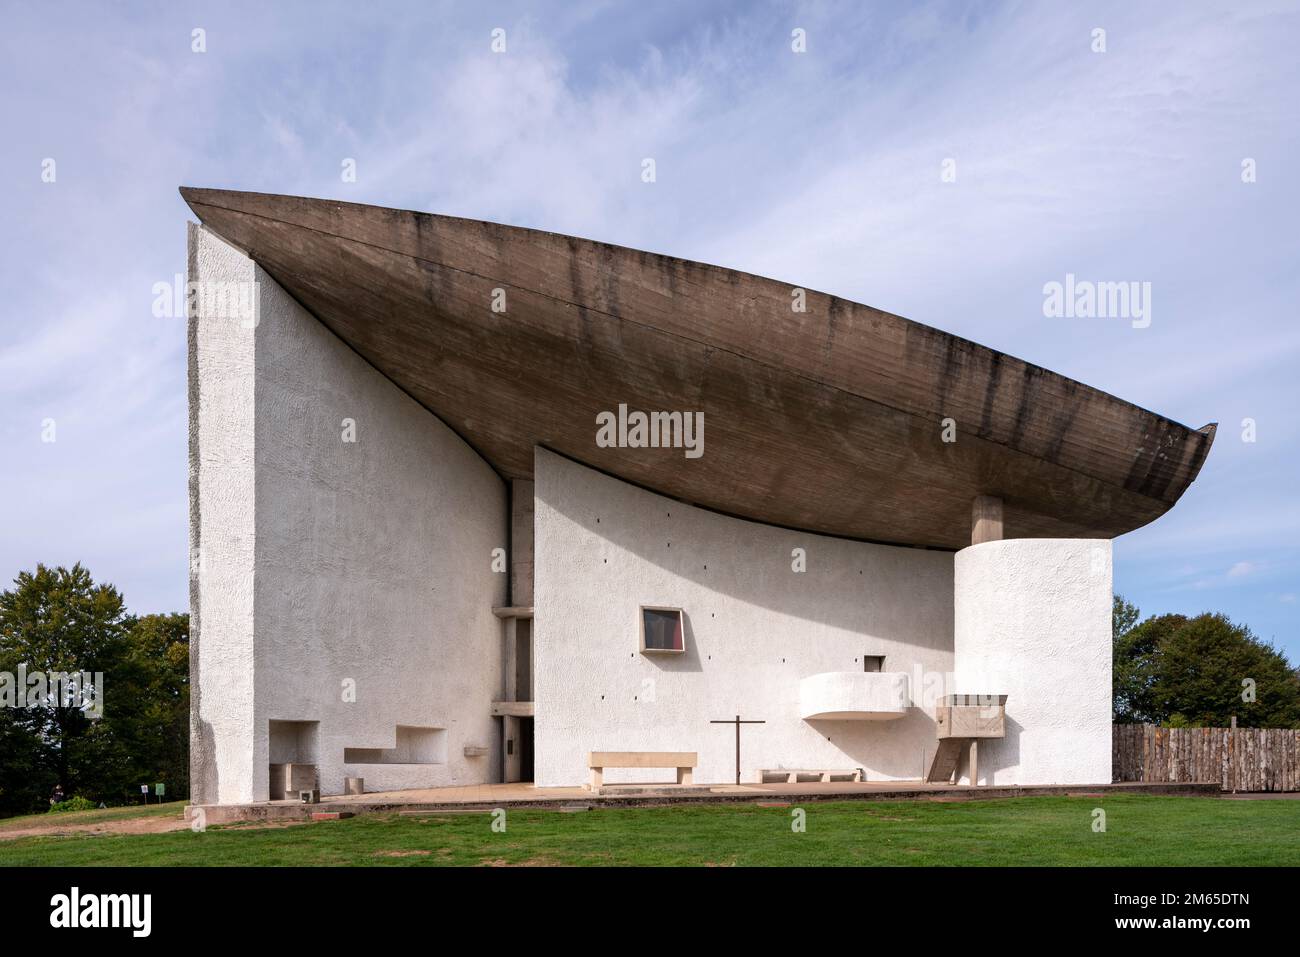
1 1 1297 657
1227 561 1259 579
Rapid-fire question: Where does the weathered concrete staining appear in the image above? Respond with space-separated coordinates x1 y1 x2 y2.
179 188 1215 550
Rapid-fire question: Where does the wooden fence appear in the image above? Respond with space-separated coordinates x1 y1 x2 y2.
1113 724 1300 792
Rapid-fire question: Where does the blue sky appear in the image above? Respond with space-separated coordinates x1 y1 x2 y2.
2 1 1296 657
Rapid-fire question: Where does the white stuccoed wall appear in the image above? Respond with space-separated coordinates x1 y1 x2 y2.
953 538 1113 785
533 448 955 787
188 222 1114 799
189 225 506 804
188 223 256 805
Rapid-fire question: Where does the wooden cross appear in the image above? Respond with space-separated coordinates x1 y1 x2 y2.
710 714 766 785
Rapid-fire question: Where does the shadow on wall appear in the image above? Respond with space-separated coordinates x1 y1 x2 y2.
800 712 1023 783
805 710 940 780
536 448 954 646
193 718 218 805
965 713 1022 786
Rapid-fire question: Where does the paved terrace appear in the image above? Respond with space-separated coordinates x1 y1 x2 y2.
189 780 1220 825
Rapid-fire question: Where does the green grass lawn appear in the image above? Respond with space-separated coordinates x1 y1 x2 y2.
0 800 187 834
1 795 1296 866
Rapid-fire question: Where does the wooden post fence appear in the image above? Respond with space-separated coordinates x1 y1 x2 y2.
1112 724 1300 792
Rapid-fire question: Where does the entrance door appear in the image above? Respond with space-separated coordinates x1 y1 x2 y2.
519 717 534 783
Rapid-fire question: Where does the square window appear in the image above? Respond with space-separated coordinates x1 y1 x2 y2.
640 606 685 655
863 655 885 673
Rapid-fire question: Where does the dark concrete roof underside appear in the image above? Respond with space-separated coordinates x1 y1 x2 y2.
181 187 1215 550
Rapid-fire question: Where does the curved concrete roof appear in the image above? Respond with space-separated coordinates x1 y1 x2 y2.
180 187 1214 550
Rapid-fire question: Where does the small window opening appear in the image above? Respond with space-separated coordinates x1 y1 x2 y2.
640 606 685 655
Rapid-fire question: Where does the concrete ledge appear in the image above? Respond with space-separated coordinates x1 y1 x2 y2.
492 606 534 619
187 780 1222 826
490 701 534 717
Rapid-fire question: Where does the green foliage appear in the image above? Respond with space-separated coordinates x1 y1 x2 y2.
0 706 52 816
0 563 129 811
1113 595 1163 724
115 613 190 798
1113 594 1300 728
0 564 189 815
1112 594 1140 639
47 796 96 814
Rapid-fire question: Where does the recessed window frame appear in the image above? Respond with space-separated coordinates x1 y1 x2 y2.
639 605 686 655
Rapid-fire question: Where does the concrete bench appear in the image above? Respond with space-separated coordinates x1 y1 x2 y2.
758 768 863 784
269 763 318 800
587 751 697 790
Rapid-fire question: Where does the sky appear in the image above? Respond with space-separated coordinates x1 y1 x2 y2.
1 1 1297 658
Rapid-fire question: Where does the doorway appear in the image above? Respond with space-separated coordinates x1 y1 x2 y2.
502 715 535 784
519 717 534 783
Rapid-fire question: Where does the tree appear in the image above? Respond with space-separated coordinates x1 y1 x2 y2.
1113 594 1140 640
1113 594 1160 723
117 613 190 797
0 696 53 815
1153 613 1300 728
1112 595 1300 728
0 564 129 802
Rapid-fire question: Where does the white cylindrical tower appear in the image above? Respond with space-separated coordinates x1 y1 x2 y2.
953 538 1112 785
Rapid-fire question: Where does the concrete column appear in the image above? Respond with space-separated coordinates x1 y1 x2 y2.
971 495 1004 545
503 617 518 702
511 479 534 606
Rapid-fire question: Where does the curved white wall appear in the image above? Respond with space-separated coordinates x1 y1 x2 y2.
534 448 954 787
953 538 1112 785
190 221 1115 800
190 225 507 803
798 672 909 720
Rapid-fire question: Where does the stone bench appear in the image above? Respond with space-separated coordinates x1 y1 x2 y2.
758 768 863 784
587 751 697 790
